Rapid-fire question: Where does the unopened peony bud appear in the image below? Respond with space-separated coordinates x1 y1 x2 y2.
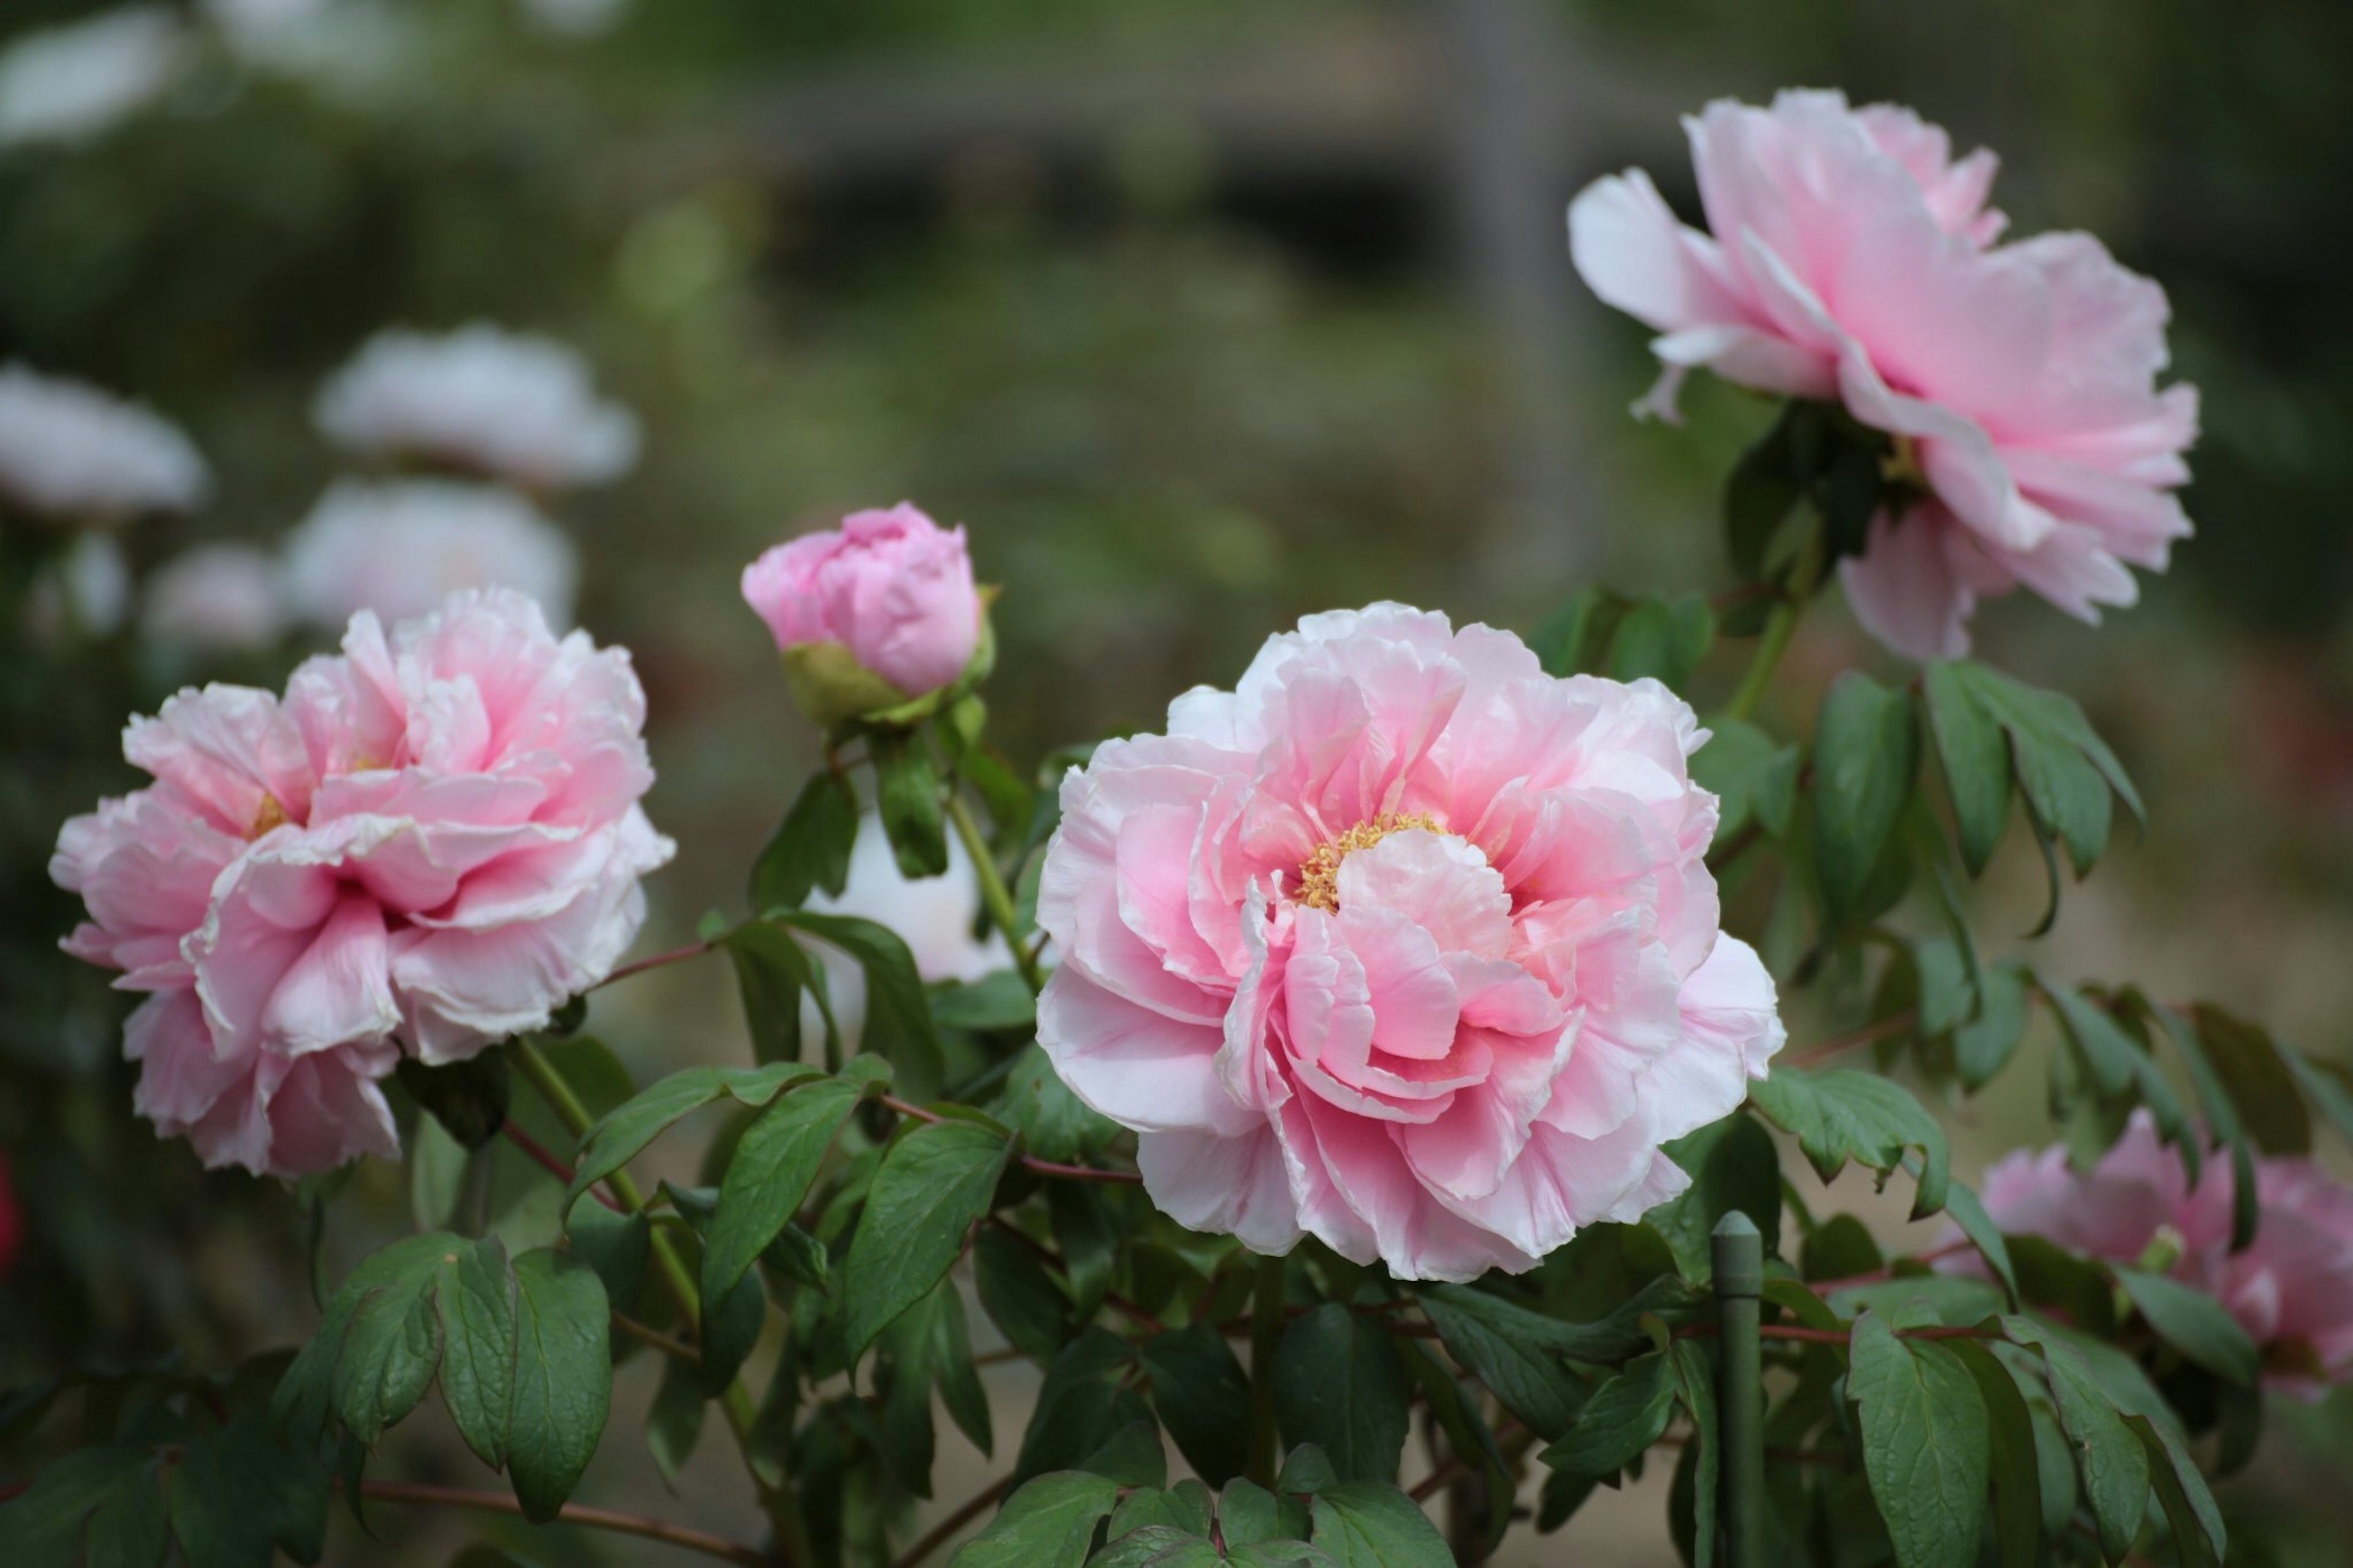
740 504 988 728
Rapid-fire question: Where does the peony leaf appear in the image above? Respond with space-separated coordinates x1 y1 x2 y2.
870 727 950 879
1139 1324 1252 1489
1810 672 1920 922
972 1224 1072 1363
506 1249 611 1523
1847 1312 1989 1568
1306 1482 1452 1568
701 1075 862 1320
1414 1289 1590 1444
774 911 945 1102
836 1118 1010 1364
563 1062 822 1219
1943 1338 2043 1568
1608 594 1715 689
750 767 858 914
2111 1267 2260 1385
1012 1331 1151 1486
1650 1113 1783 1284
1749 1067 1949 1219
945 1470 1120 1568
434 1237 519 1472
1272 1306 1412 1485
1538 1348 1677 1482
1998 1318 2151 1564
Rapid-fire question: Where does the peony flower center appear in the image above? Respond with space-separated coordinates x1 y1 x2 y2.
1295 812 1442 912
250 795 290 839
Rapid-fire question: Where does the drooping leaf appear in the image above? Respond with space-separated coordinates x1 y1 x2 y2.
1811 673 1920 922
2112 1267 2260 1385
992 1045 1118 1165
1668 1339 1720 1568
972 1224 1071 1362
1999 1318 2150 1564
506 1249 612 1523
1138 1324 1252 1488
775 911 947 1102
1847 1311 1988 1568
838 1119 1011 1362
1944 1338 2042 1568
1607 594 1715 689
1414 1289 1590 1443
1749 1068 1950 1218
564 1062 820 1219
751 768 859 913
1648 1113 1783 1283
1538 1349 1677 1482
1013 1331 1151 1485
434 1238 520 1471
1953 961 2031 1091
722 920 823 1067
2038 980 2196 1181
2123 1412 2226 1567
1691 718 1797 850
932 971 1039 1034
869 728 950 879
1272 1306 1412 1486
2186 1003 2310 1156
646 1354 705 1487
702 1077 862 1317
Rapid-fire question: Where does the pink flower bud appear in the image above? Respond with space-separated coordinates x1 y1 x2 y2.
740 504 983 725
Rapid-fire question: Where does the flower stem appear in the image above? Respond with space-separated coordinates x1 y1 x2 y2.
1246 1249 1289 1488
355 1480 770 1567
510 1036 814 1566
945 792 1045 995
1723 531 1824 724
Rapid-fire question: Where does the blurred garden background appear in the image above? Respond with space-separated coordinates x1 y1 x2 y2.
5 0 2352 1561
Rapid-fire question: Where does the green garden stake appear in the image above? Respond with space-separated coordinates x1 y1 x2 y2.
1713 1211 1765 1568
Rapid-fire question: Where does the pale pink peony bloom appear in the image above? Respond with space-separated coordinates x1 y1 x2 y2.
282 479 579 632
1034 604 1783 1282
1958 1110 2353 1393
51 589 673 1178
741 504 983 720
1569 90 2196 659
314 325 640 491
143 543 289 651
0 363 210 523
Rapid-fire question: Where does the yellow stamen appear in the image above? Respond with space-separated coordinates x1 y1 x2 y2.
250 794 289 839
1295 812 1441 913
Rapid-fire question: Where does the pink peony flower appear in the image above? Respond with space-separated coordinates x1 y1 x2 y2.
51 589 673 1178
1034 604 1783 1282
1958 1110 2353 1393
740 504 982 724
1569 90 2196 659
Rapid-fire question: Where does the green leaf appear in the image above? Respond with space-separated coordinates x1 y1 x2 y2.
1691 718 1792 849
776 911 947 1102
85 1460 167 1568
700 1267 766 1395
1648 1113 1782 1282
564 1201 650 1306
1273 1305 1411 1485
2188 1004 2309 1156
407 1113 473 1233
332 1233 458 1444
722 919 822 1067
1014 1330 1151 1485
396 1053 512 1151
702 1077 862 1317
1920 662 2010 877
2143 1001 2261 1249
1138 1324 1252 1488
1749 1068 1950 1219
947 1471 1120 1568
879 1281 991 1494
1528 586 1629 678
973 1224 1072 1362
2123 1412 2225 1567
2038 982 2195 1181
752 768 858 912
1608 594 1715 689
1106 1482 1216 1543
1811 672 1920 922
169 1415 331 1568
993 1045 1117 1165
2283 1044 2353 1151
1414 1290 1588 1444
2112 1268 2260 1384
1306 1483 1450 1568
838 1119 1010 1361
1944 1338 2041 1568
1724 406 1808 585
1077 1419 1167 1489
1089 1528 1227 1567
1999 1319 2149 1564
1937 1177 2019 1309
0 1445 153 1567
870 728 950 878
507 1249 612 1523
1847 1312 1988 1568
933 971 1038 1034
646 1354 706 1485
1953 961 2030 1091
564 1062 819 1218
436 1238 520 1471
1539 1349 1677 1481
1668 1340 1720 1568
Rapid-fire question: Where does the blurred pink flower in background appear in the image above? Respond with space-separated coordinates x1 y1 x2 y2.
1034 604 1782 1281
741 503 983 724
1570 89 2196 659
282 479 579 632
51 589 672 1177
0 362 209 523
314 324 640 491
1960 1109 2353 1392
142 542 288 652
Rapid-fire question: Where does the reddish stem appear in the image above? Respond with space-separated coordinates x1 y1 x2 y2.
594 939 718 991
501 1120 623 1213
879 1094 1143 1185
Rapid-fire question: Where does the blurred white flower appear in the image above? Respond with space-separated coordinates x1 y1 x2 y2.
282 478 580 630
202 0 419 102
314 324 640 491
28 535 132 642
519 0 632 38
0 7 182 148
0 363 210 523
142 543 288 651
801 814 1014 1046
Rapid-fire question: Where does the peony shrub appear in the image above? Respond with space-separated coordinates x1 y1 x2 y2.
10 85 2353 1568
